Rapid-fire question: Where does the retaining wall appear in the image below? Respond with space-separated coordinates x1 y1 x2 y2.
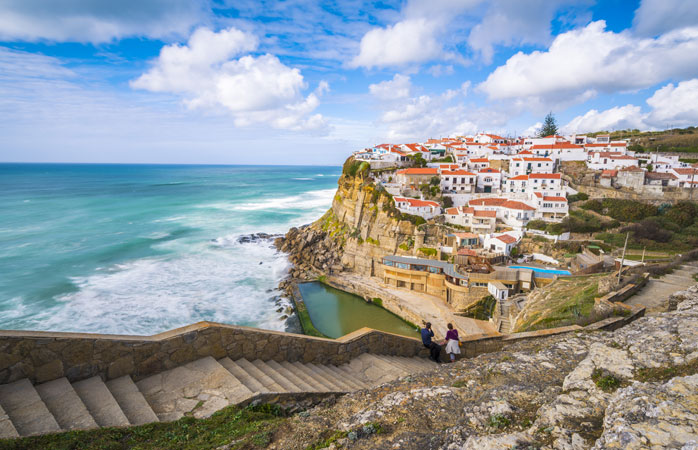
0 323 427 385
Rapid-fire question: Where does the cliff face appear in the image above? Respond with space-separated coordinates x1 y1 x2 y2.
276 167 446 281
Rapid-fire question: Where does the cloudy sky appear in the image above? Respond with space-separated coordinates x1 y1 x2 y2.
1 0 697 165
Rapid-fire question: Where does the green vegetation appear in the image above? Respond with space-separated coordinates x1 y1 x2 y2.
431 155 454 163
616 126 698 154
366 237 380 246
515 275 604 332
580 198 658 222
591 368 622 392
296 300 330 338
371 297 383 307
538 112 558 137
1 404 286 450
342 158 370 177
488 413 512 429
407 152 427 167
567 192 589 203
305 430 349 450
418 247 437 257
399 213 426 226
635 358 698 383
460 295 497 320
398 237 414 251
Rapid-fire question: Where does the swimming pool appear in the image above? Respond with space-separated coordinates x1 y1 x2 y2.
510 266 572 276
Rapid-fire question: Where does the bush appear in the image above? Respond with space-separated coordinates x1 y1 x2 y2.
400 213 426 226
526 219 548 231
342 158 369 177
567 192 589 203
418 247 437 257
623 219 672 243
664 201 698 227
442 196 454 208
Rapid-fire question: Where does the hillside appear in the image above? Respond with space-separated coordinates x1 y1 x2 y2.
587 126 698 156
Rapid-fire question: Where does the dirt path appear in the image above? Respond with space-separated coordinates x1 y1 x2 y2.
625 261 698 312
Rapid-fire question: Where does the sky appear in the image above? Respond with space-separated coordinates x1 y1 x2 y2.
1 0 698 165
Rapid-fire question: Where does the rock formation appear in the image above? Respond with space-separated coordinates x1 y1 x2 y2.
268 284 698 449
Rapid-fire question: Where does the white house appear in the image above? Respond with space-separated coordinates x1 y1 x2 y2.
532 193 568 222
469 198 537 229
509 157 554 176
529 143 586 161
444 206 497 234
440 169 477 193
587 152 639 171
477 168 502 193
506 174 529 193
474 133 507 144
393 197 441 219
466 158 490 171
483 232 521 255
670 168 698 187
527 173 563 195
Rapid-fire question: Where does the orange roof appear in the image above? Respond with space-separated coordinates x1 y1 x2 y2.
403 143 429 153
620 166 644 172
508 175 529 181
496 234 518 244
469 198 506 206
396 168 439 175
438 164 460 169
483 134 505 140
501 201 536 211
393 197 439 208
601 170 618 177
517 150 533 155
474 210 497 218
610 142 628 147
529 173 561 179
543 196 567 202
530 143 582 150
469 158 489 163
454 232 479 239
445 207 459 215
673 168 698 175
457 248 478 256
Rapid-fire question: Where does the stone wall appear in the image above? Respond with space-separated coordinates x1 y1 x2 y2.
0 322 427 385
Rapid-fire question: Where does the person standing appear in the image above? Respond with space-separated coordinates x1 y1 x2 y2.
444 323 461 363
421 322 442 363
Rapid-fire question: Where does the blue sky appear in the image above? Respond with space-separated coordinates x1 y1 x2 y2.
1 0 697 165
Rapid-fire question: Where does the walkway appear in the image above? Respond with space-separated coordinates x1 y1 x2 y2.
625 261 698 313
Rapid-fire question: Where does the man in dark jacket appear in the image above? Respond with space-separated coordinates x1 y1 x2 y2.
421 322 442 363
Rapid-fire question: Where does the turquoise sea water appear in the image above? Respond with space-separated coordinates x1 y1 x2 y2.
0 164 339 335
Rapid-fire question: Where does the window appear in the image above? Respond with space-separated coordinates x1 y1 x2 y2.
428 266 441 274
383 260 394 266
413 265 427 272
396 263 409 269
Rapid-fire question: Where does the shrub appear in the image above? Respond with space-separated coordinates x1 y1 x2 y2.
567 192 589 203
664 201 698 227
526 219 548 231
400 213 426 226
372 298 383 307
366 237 380 246
591 368 622 392
342 158 369 177
442 196 454 208
418 247 437 257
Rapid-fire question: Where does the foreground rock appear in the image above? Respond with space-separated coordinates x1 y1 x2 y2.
264 285 698 449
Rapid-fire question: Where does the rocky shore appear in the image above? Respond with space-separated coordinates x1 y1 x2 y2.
265 284 698 449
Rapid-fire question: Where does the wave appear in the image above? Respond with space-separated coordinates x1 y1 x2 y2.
292 177 314 181
9 239 292 335
200 189 335 213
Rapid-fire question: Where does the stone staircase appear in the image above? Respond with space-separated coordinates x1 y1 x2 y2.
0 353 435 439
497 298 513 334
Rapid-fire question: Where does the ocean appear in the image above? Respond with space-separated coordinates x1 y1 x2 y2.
0 164 339 335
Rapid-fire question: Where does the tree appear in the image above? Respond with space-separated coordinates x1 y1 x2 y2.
538 112 558 137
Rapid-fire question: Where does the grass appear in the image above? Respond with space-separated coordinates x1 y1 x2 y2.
515 274 606 332
0 404 286 450
488 414 511 429
417 247 437 257
591 368 622 392
635 358 698 383
371 297 383 307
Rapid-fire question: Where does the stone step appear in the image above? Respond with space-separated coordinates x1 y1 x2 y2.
106 376 159 426
136 356 254 421
305 363 354 392
282 362 333 392
290 362 340 391
363 354 410 377
265 361 316 392
72 376 130 428
35 377 97 431
323 365 368 390
0 379 60 437
387 356 429 374
234 359 284 392
382 356 420 374
251 360 301 392
335 364 373 387
350 354 403 385
0 403 19 439
218 357 269 394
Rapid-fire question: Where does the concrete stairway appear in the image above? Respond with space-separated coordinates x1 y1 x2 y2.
0 354 436 439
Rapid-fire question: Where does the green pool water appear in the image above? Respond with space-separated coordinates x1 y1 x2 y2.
297 282 420 339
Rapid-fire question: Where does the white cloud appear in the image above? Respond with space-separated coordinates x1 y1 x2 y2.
368 74 412 100
479 21 698 107
350 19 444 69
633 0 698 36
646 79 698 126
427 65 454 77
562 105 647 134
0 0 208 43
131 27 328 131
468 0 589 64
562 79 698 133
522 122 543 137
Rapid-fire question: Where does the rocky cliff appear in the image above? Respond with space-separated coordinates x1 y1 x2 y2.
276 161 448 286
268 284 698 449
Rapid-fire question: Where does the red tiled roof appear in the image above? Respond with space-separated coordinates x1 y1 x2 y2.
529 173 561 179
673 168 698 175
620 166 644 172
454 232 479 239
508 175 529 181
442 170 477 176
458 248 478 256
396 168 439 175
543 196 567 202
469 158 489 163
501 201 536 211
496 234 518 244
530 143 582 150
474 210 497 218
469 198 507 206
393 197 439 208
601 170 618 177
446 207 459 215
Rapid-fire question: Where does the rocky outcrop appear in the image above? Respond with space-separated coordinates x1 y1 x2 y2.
275 167 448 286
267 284 698 450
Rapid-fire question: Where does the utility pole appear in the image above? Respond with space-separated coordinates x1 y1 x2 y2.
691 168 696 200
641 247 646 263
618 232 629 285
